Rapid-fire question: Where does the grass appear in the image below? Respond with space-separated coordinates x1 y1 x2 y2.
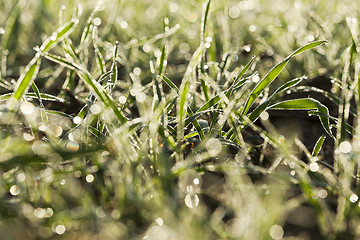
1 0 360 239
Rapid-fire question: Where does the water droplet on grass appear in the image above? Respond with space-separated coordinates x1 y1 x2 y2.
318 189 328 199
20 102 35 115
229 6 240 18
169 2 179 13
185 193 199 208
66 141 79 152
206 138 222 156
23 132 34 141
73 116 81 124
10 185 20 196
90 104 101 114
93 17 102 26
118 96 127 104
86 174 94 183
309 162 319 172
270 225 284 239
249 25 256 32
120 21 128 29
339 141 352 153
55 225 66 235
155 217 164 226
350 194 359 203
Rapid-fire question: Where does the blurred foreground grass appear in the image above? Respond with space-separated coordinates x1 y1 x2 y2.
1 0 360 239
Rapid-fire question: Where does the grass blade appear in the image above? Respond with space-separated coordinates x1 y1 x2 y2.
162 75 179 94
12 56 41 102
312 135 326 156
269 98 333 138
241 40 327 115
41 18 79 53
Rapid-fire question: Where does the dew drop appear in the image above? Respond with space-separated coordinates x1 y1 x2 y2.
90 104 101 114
155 217 164 226
66 141 79 152
193 178 200 185
120 21 128 29
270 225 284 240
118 96 127 104
339 141 352 154
318 189 328 199
350 194 359 203
179 43 190 54
249 25 256 32
133 67 141 76
229 6 240 18
34 208 46 218
184 193 199 208
260 111 269 120
86 174 94 183
169 3 179 13
10 185 20 196
17 173 26 182
206 138 222 156
309 162 319 172
143 44 152 53
55 225 66 235
54 126 63 137
23 132 35 141
252 75 260 83
244 45 251 52
73 116 82 124
20 102 35 115
93 17 102 26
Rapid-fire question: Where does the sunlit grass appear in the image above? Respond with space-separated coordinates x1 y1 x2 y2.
1 0 360 239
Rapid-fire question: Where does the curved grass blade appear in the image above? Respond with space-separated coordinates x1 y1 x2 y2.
241 40 327 115
312 135 326 156
269 98 334 138
247 76 307 122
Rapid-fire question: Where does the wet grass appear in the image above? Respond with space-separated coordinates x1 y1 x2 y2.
1 0 360 239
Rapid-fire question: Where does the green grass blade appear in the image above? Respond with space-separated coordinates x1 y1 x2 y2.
234 56 256 82
78 71 127 124
247 76 306 123
162 75 179 94
41 18 79 53
158 45 166 76
93 27 106 74
110 42 119 87
201 0 212 42
197 95 221 112
12 56 41 102
312 135 326 156
269 98 333 138
241 41 327 115
43 52 80 70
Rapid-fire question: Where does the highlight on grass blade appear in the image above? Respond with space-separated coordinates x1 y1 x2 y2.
269 98 334 138
241 40 327 115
